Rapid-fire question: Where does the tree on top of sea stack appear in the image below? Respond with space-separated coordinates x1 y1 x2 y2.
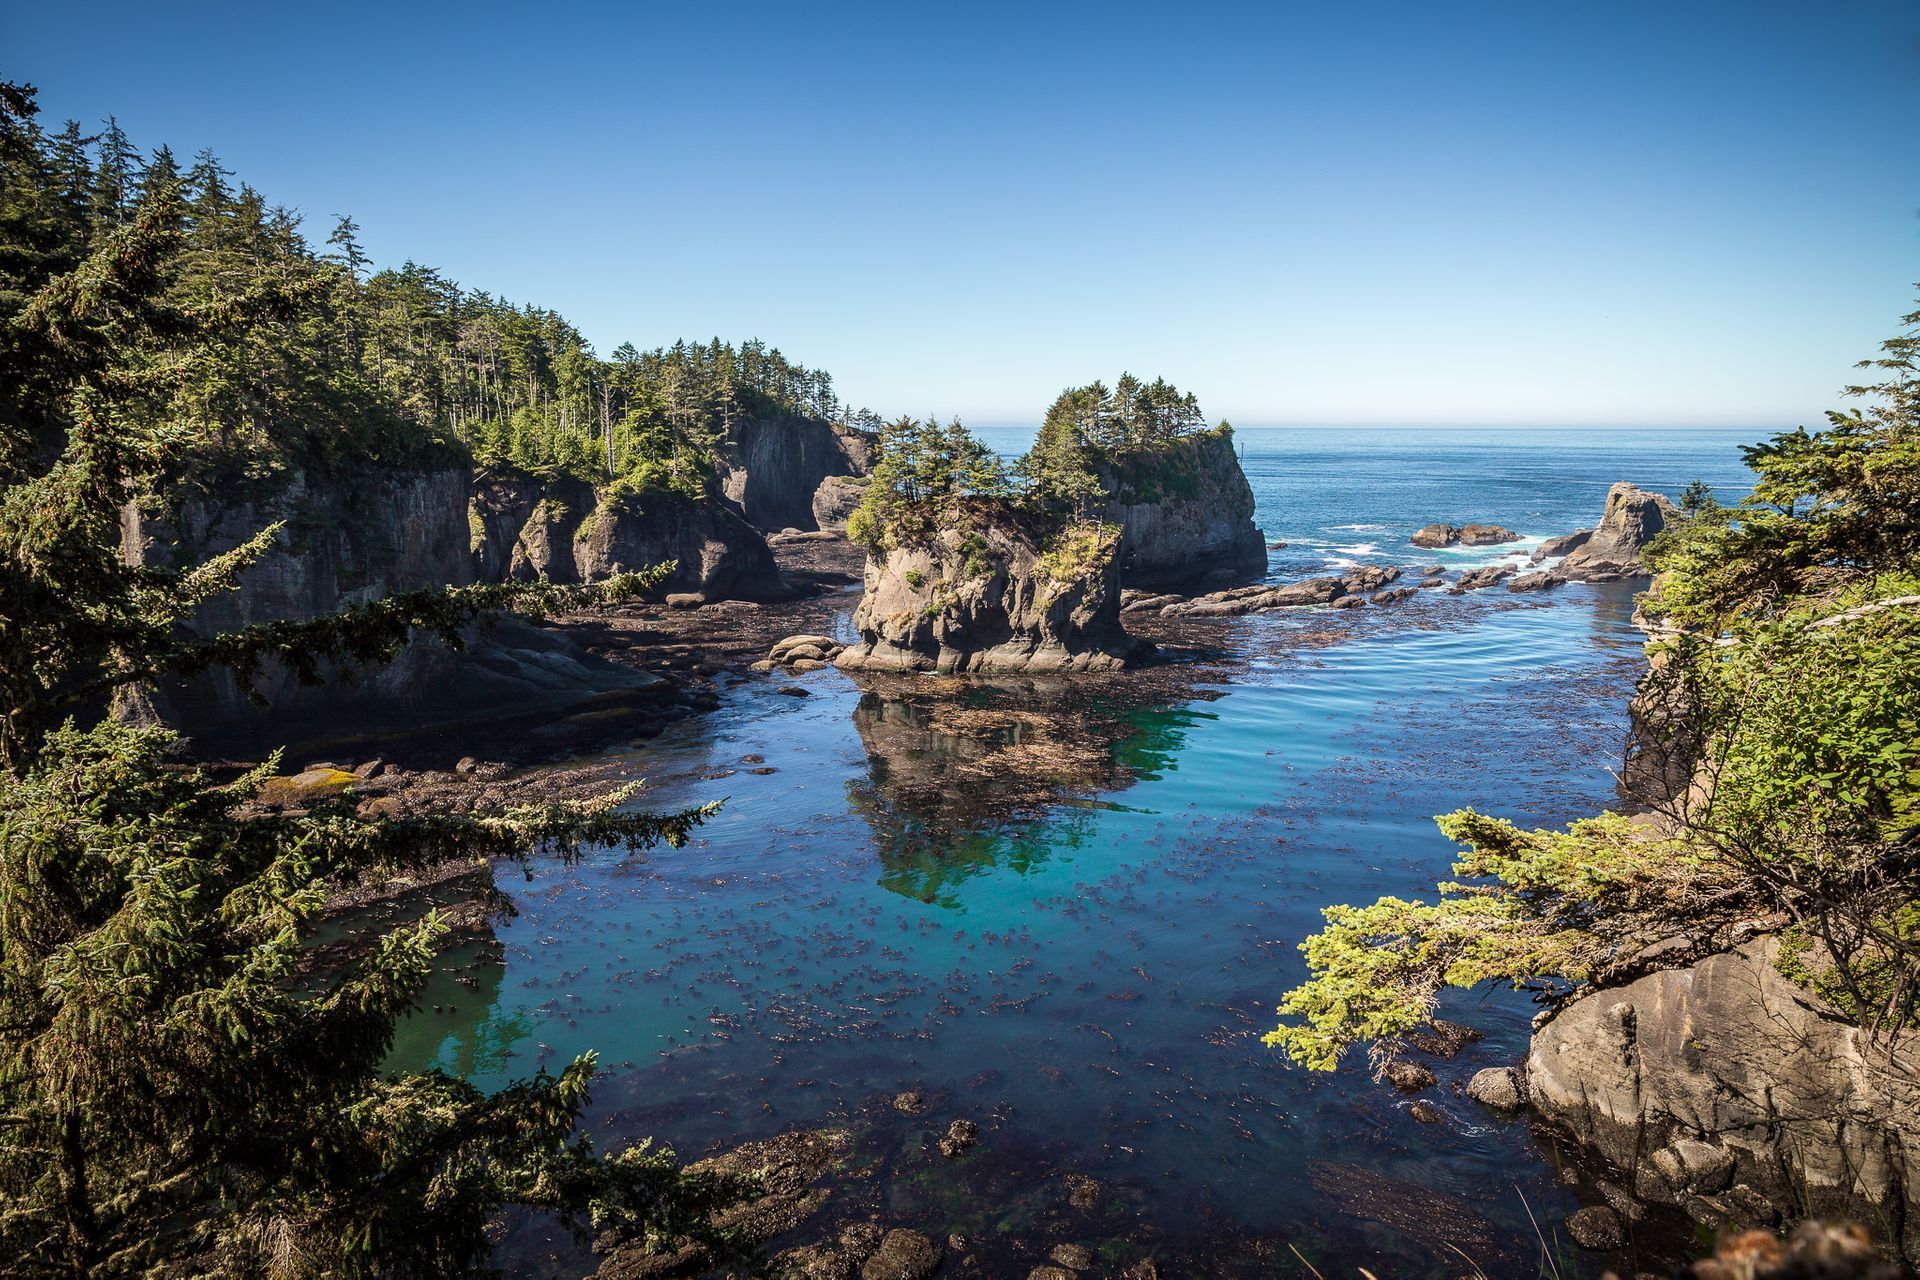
0 82 749 1278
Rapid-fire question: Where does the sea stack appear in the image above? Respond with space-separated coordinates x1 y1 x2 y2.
1541 482 1683 580
835 507 1145 673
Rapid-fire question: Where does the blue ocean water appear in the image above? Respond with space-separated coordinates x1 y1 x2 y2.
390 427 1763 1277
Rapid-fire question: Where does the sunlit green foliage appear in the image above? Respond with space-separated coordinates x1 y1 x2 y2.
846 415 1011 550
1018 373 1220 516
1266 812 1736 1069
1271 293 1920 1067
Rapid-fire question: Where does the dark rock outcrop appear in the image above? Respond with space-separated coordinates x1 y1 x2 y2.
812 473 870 532
1526 938 1920 1260
1548 483 1682 580
122 462 773 751
836 513 1146 673
1096 427 1265 589
468 470 782 600
1449 564 1516 592
596 1128 853 1278
121 467 475 741
719 416 873 532
1411 522 1520 548
860 1230 943 1280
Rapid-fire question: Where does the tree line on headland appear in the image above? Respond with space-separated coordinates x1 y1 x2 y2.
2 92 869 506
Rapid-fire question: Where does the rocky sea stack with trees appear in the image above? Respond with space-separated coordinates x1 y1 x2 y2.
834 378 1262 671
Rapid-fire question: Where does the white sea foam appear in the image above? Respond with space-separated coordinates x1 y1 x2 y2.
1326 542 1379 557
1327 523 1386 532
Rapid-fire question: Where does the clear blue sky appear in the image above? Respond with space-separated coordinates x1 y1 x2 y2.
8 1 1918 427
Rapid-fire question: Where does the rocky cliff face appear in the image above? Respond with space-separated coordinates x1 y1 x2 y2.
719 416 874 532
1096 428 1266 589
468 470 781 600
1548 482 1682 580
124 461 783 750
1527 938 1919 1260
120 467 478 731
835 514 1146 673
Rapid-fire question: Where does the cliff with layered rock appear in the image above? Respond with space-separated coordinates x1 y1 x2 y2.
835 510 1146 673
468 469 781 599
120 466 477 736
122 459 784 750
1095 426 1266 588
719 416 874 531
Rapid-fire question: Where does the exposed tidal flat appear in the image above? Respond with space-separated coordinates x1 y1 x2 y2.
389 428 1760 1277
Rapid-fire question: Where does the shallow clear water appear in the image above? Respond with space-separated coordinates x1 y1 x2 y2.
390 427 1760 1276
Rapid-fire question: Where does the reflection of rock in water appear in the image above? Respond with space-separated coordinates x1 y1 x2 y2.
845 675 1203 905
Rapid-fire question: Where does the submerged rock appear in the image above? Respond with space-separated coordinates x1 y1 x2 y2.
938 1118 978 1158
1050 1243 1095 1269
1566 1204 1624 1250
860 1229 942 1280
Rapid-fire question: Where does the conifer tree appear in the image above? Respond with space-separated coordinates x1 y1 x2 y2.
0 82 750 1278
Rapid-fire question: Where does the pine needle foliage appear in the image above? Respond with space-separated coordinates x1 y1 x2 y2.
0 81 752 1277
